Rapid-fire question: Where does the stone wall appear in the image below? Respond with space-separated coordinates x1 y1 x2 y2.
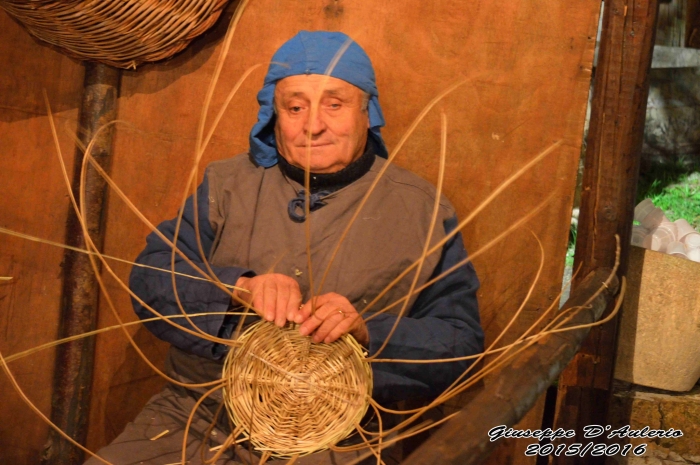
607 383 700 465
644 67 700 165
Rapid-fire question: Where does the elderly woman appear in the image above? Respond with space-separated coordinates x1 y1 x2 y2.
87 31 483 465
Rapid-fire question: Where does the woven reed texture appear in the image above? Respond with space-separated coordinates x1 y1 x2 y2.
223 321 372 458
0 0 230 69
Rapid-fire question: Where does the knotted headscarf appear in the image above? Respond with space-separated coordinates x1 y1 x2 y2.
249 30 388 167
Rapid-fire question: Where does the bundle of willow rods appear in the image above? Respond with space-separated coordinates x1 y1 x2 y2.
223 321 372 458
0 0 229 68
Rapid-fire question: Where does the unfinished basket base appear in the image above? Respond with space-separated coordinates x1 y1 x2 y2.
222 321 372 458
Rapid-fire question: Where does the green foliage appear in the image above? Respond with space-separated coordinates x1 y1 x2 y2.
636 161 700 230
565 222 577 267
565 241 576 267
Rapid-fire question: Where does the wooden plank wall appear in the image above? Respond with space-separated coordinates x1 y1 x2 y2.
0 13 83 464
0 0 601 463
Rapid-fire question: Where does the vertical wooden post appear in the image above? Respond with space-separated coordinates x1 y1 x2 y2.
687 0 700 46
552 0 659 463
656 0 687 46
42 62 121 465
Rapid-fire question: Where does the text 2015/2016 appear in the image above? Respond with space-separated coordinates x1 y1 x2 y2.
524 442 647 457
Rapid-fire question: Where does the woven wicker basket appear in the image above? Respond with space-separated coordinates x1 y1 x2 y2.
223 321 372 458
0 0 230 69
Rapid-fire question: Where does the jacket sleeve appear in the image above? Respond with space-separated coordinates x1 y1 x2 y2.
129 173 253 360
366 215 484 404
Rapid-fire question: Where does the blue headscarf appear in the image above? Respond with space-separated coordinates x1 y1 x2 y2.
249 31 388 167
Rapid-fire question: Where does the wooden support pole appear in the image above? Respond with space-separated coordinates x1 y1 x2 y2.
552 0 659 462
403 269 619 465
42 62 121 465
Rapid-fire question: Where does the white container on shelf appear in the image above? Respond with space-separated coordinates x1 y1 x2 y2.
639 207 668 230
688 247 700 263
643 226 675 252
682 233 700 249
656 221 678 239
630 225 648 247
667 241 688 259
674 218 697 241
634 198 656 223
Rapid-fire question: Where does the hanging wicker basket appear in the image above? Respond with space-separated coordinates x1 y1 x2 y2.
0 0 230 69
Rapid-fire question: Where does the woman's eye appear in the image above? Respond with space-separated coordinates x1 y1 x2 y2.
290 106 302 113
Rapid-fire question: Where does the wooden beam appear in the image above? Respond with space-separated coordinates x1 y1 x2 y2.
553 0 659 462
403 269 619 465
42 62 121 465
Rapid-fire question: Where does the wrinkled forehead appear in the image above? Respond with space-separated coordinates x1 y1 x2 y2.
274 74 364 103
